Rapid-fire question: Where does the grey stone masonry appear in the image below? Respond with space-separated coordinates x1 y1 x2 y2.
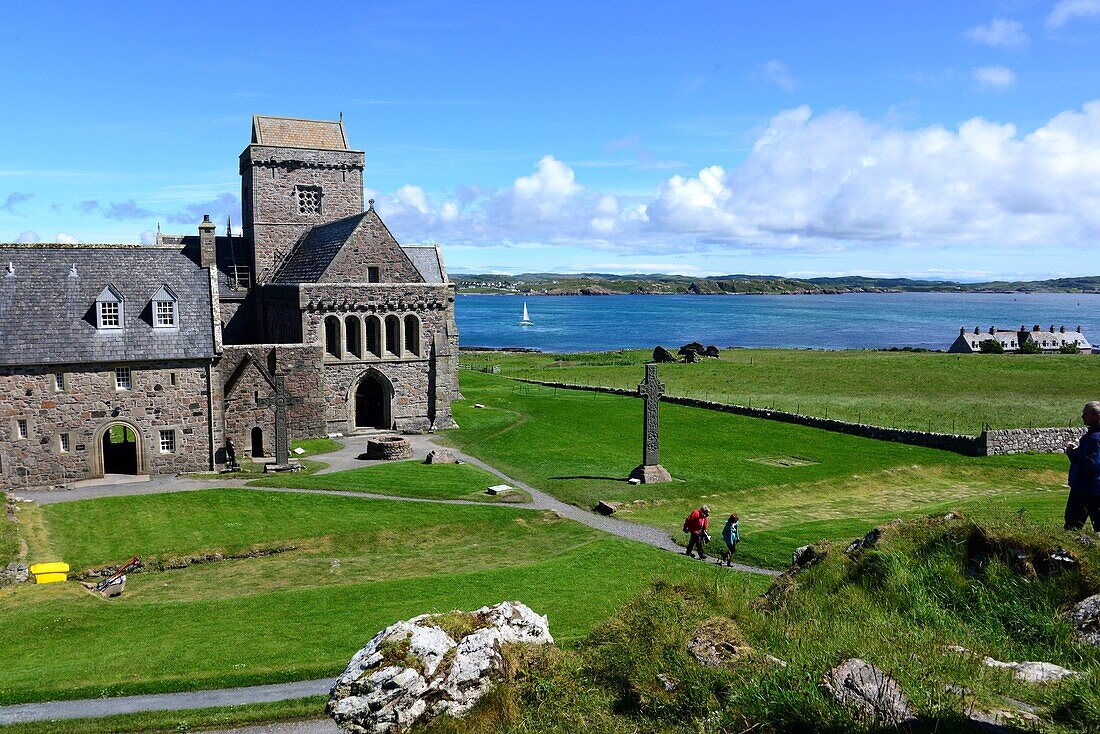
241 144 364 282
0 361 214 489
983 427 1086 455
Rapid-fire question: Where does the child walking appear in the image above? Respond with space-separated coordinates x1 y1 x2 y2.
720 514 739 566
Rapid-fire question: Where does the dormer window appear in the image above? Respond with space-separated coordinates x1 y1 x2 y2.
151 285 178 328
296 185 322 216
96 285 124 329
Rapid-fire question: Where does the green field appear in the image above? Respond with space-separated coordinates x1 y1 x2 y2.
250 460 530 503
0 489 712 705
441 371 1070 569
470 348 1098 432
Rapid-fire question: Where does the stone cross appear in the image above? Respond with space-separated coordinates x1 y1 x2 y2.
629 363 672 484
256 375 300 468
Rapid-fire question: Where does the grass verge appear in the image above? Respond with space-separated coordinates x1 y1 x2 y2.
249 460 530 503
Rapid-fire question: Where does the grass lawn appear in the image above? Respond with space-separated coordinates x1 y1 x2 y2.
471 348 1097 432
249 460 530 503
441 371 1071 569
0 489 733 705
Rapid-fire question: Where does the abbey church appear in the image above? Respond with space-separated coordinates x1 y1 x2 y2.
0 115 460 489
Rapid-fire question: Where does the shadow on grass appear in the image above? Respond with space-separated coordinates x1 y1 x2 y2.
549 475 631 482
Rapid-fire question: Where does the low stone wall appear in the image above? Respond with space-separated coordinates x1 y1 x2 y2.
513 378 1080 457
983 427 1084 455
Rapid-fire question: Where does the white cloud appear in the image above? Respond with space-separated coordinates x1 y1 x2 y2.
14 230 39 243
973 65 1017 90
512 155 581 220
395 184 432 214
966 18 1029 47
140 229 156 244
371 101 1100 258
1048 0 1100 28
758 60 798 92
55 232 80 244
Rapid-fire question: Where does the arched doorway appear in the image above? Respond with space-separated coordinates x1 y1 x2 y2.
251 427 265 457
355 371 392 430
102 424 138 475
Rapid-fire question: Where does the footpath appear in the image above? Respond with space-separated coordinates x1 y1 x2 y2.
1 436 778 728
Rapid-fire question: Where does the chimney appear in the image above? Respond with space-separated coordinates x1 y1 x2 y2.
1050 324 1055 333
960 326 966 335
1061 325 1066 333
1078 325 1083 334
1033 324 1040 331
1020 325 1026 332
974 326 980 334
990 325 996 334
198 214 216 267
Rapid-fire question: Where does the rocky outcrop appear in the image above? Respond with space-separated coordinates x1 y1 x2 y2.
678 342 705 357
792 543 827 571
1066 593 1100 646
687 617 750 668
981 657 1080 684
328 601 553 733
652 345 677 363
845 528 882 555
703 345 720 358
820 658 917 728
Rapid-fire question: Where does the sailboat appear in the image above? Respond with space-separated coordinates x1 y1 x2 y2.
520 302 533 326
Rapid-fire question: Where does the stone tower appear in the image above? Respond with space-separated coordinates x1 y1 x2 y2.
239 115 365 283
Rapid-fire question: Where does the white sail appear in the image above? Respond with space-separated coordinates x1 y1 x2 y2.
520 302 533 325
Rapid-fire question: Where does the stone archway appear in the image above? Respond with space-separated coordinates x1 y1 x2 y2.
92 420 146 477
354 370 393 431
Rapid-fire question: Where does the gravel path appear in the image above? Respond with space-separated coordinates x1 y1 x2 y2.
0 680 332 725
0 434 779 725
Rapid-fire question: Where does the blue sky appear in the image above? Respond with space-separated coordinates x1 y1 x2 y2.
2 1 1100 280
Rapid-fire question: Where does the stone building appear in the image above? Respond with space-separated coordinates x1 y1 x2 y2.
0 115 459 489
948 324 1091 353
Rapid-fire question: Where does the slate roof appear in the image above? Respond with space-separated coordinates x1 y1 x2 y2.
0 244 217 366
252 115 348 150
402 245 446 284
271 209 446 285
273 212 369 284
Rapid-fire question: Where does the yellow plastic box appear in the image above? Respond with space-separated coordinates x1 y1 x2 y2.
34 572 67 584
29 562 69 575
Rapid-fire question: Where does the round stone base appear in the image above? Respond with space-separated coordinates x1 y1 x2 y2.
366 436 413 461
629 464 672 484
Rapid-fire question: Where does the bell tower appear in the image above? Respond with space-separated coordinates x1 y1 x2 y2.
240 115 365 283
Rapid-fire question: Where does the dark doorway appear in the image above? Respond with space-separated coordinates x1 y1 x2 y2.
355 373 390 429
251 427 265 457
102 424 138 475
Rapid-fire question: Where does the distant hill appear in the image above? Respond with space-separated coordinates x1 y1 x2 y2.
452 272 1100 295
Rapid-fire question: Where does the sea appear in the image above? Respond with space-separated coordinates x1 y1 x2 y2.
455 292 1100 353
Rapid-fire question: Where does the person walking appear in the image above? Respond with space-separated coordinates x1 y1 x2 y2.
720 514 740 566
1065 401 1100 531
683 505 710 560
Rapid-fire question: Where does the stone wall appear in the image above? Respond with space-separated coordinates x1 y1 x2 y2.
241 145 364 281
514 378 1088 457
982 427 1085 455
218 344 326 461
0 360 214 489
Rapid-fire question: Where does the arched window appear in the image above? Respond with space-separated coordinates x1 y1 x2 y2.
384 315 401 357
345 316 361 358
404 314 421 357
365 316 382 358
324 316 341 358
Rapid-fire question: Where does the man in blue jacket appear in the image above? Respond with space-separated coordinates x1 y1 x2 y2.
1065 401 1100 531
